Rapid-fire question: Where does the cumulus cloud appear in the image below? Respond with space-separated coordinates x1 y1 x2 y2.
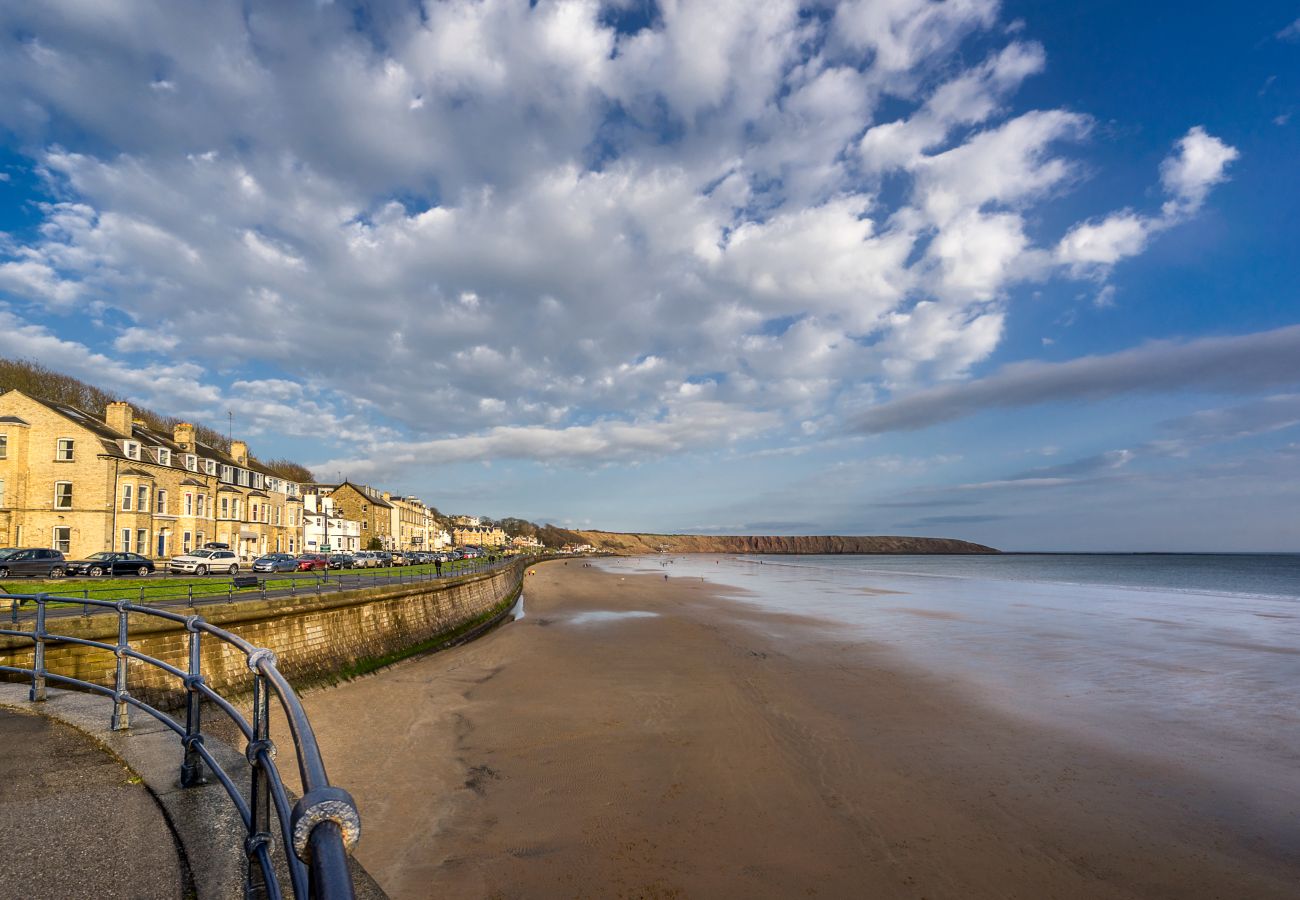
1159 126 1239 216
854 324 1300 433
0 1 1242 470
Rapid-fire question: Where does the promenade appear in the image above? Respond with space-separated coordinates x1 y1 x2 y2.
0 707 186 899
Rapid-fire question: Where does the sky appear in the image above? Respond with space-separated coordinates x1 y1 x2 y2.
0 1 1297 551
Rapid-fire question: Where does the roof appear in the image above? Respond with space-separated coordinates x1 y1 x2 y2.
0 415 29 425
9 389 312 489
330 481 394 508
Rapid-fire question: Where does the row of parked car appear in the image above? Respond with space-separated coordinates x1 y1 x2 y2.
0 543 501 580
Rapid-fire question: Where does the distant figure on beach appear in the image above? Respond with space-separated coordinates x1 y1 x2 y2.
664 574 668 580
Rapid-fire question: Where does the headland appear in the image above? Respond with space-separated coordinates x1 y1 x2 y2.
567 531 998 554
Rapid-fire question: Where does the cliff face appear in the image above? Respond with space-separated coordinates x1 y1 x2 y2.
571 532 998 555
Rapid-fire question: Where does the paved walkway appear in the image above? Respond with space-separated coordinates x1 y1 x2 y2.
0 707 187 899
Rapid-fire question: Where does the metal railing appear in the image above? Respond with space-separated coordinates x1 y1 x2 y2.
6 554 517 623
0 594 361 900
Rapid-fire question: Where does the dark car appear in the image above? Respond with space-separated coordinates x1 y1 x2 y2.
295 554 328 571
252 553 298 574
67 552 155 577
327 553 354 570
0 548 67 579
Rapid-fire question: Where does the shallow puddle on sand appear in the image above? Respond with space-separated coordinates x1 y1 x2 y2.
569 610 660 626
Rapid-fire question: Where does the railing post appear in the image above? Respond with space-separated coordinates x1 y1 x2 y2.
181 618 206 787
30 597 47 702
187 584 194 609
9 596 16 625
246 655 276 900
111 603 130 730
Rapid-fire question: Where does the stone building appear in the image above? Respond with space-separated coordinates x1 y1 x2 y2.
0 390 305 560
322 482 393 549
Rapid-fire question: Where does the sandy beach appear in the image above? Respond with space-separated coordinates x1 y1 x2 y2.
301 561 1300 899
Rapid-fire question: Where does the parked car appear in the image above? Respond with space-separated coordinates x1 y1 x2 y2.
252 553 298 574
295 554 328 571
169 548 240 576
390 552 408 566
0 548 67 579
66 552 155 577
328 553 354 570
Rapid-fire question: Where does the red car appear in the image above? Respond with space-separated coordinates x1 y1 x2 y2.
295 554 328 571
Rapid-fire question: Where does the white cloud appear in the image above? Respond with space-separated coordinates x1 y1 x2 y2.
0 2 1244 470
1159 125 1239 216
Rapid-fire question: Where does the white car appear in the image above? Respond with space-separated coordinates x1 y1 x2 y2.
169 548 241 575
352 551 379 568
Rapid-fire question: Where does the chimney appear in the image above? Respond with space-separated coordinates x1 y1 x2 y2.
105 402 133 436
382 491 391 502
173 422 195 450
230 440 248 465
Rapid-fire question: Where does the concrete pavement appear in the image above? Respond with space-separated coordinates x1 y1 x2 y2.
0 705 188 899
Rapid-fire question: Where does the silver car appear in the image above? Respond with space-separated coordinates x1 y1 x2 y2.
169 548 240 575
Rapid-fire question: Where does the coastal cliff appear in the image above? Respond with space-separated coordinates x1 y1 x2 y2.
569 532 998 555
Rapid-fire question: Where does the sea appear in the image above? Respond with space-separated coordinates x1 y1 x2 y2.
599 553 1300 842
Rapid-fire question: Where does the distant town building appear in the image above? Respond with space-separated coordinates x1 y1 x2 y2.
453 523 507 547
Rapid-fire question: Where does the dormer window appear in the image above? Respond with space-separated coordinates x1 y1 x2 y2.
185 454 198 472
204 459 217 476
123 440 141 460
220 464 234 483
156 447 171 466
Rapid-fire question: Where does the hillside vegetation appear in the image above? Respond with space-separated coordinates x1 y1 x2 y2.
568 532 999 555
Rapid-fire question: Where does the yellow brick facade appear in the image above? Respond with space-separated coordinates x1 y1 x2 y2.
0 391 307 560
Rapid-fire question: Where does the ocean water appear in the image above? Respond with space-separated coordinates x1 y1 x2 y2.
598 553 1300 840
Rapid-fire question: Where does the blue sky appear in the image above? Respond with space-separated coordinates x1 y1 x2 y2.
0 1 1297 551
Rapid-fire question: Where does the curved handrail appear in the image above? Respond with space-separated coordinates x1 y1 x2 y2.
0 593 359 900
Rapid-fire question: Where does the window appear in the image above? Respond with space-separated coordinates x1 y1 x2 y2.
184 492 193 516
197 495 206 518
55 482 73 509
156 489 167 514
197 532 205 546
185 454 197 472
137 530 147 556
123 440 140 460
204 459 217 475
53 527 71 554
251 503 259 521
0 478 5 507
274 506 281 526
137 485 148 512
122 484 133 510
0 434 6 458
183 531 192 553
219 464 234 483
220 497 229 518
56 438 75 461
156 448 171 466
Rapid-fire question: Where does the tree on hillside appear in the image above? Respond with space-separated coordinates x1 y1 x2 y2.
0 357 232 450
260 458 315 482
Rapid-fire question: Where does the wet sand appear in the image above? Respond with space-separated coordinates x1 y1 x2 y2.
303 561 1300 898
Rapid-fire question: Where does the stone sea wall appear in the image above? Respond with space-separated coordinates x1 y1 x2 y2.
0 560 525 709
